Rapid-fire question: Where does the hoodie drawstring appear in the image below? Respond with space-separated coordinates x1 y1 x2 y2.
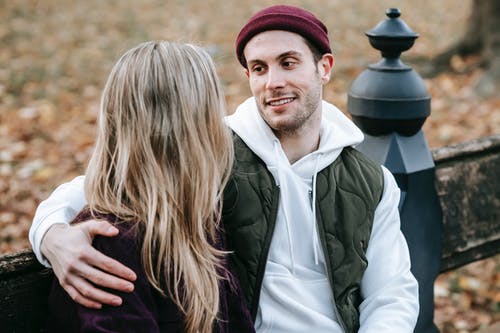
312 153 322 265
271 140 296 274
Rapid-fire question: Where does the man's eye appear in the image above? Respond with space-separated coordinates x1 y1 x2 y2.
252 66 263 72
282 61 296 68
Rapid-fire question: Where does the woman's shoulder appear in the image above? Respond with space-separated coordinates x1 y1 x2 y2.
72 208 139 237
72 208 143 263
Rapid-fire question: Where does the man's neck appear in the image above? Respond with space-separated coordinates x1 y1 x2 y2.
275 126 321 164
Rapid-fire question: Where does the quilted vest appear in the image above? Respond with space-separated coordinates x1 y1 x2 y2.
222 135 384 333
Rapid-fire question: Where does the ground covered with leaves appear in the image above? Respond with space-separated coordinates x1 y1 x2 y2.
1 1 498 332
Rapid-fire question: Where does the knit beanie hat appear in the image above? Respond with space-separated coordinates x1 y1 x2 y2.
235 5 331 67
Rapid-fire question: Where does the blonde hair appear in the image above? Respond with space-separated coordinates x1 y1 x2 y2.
84 41 234 333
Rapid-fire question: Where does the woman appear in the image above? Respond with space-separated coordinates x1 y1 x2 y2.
47 41 254 333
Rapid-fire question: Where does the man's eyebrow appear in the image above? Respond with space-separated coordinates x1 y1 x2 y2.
247 50 304 66
246 58 265 67
277 51 303 60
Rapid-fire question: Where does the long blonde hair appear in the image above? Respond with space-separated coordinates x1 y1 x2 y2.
84 41 234 333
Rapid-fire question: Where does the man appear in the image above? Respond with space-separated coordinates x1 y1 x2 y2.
30 5 419 332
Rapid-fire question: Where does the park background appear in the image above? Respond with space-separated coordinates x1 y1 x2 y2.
0 0 498 332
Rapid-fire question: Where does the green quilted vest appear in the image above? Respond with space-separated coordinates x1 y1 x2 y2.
222 134 384 333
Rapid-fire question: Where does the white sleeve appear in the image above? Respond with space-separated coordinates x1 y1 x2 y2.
28 175 87 267
358 167 419 333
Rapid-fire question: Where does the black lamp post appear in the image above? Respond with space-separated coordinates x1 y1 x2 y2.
348 8 442 333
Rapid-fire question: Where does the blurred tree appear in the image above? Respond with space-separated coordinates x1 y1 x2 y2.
428 0 499 96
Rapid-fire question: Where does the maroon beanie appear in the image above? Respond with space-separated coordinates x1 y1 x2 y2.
235 5 331 67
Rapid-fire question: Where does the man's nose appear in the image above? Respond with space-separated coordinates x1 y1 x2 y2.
265 68 286 90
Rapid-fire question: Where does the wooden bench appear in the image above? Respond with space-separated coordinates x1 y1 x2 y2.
0 250 52 332
434 135 500 272
1 134 499 333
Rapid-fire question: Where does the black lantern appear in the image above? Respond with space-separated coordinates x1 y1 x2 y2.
348 8 430 136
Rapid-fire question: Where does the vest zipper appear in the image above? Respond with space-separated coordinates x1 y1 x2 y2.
315 198 347 332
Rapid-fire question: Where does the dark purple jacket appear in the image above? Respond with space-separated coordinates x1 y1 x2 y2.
47 210 255 333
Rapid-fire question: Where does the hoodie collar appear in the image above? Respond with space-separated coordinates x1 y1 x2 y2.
225 97 364 176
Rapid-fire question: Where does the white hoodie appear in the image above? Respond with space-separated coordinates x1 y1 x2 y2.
29 97 419 333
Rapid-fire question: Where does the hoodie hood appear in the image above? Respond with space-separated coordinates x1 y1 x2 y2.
225 96 364 177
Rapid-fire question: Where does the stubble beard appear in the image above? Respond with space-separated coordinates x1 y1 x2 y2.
258 84 322 138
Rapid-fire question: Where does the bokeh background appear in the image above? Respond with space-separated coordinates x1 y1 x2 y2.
0 0 498 332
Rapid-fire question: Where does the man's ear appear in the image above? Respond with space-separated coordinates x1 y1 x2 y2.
244 68 249 78
319 54 334 84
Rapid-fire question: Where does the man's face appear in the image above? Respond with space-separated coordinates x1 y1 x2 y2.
243 30 333 136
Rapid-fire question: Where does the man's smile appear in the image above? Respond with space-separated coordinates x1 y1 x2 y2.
266 97 296 107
